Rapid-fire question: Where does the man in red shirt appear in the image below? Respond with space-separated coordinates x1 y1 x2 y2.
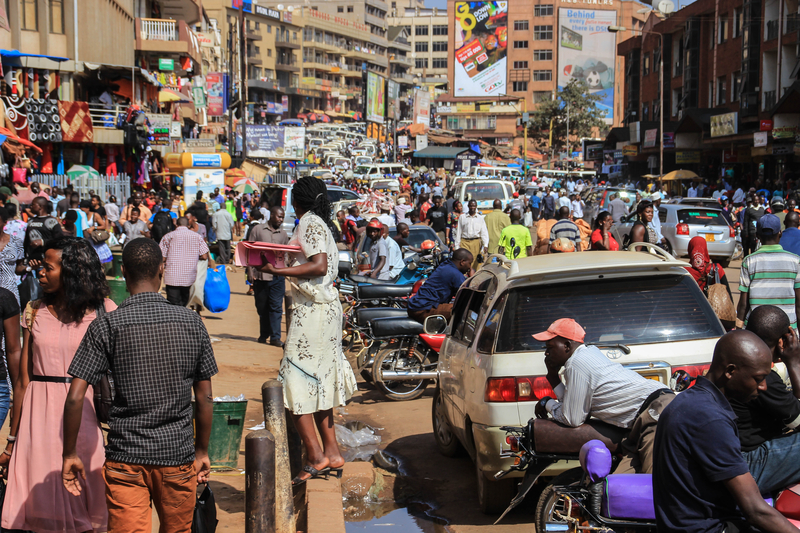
419 193 433 223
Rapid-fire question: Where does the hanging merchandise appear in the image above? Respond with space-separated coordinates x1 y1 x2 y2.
25 99 62 143
1 96 28 139
58 101 94 143
40 144 52 173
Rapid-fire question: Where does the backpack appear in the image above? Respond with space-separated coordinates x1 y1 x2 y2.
151 210 175 243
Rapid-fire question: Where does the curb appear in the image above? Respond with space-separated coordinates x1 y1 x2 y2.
306 477 346 533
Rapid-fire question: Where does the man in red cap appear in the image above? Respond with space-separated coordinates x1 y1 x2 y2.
532 318 674 473
365 218 389 279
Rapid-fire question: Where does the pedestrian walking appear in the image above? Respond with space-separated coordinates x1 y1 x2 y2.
454 199 488 270
159 217 210 307
498 209 532 258
0 207 25 303
484 199 511 255
62 238 217 533
212 202 235 265
256 176 356 485
2 238 114 533
249 206 289 346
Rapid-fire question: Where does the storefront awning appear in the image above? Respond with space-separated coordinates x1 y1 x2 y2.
0 50 69 62
413 146 475 159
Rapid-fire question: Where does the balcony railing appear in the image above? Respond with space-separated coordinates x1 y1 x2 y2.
276 34 300 46
764 89 777 109
277 57 298 67
140 18 178 41
788 13 799 33
136 18 201 63
87 103 128 130
766 19 779 40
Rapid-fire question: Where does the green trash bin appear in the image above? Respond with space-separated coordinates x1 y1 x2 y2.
207 400 248 468
107 279 130 306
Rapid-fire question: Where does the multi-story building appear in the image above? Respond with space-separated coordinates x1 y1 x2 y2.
616 0 800 183
389 7 449 86
313 0 391 68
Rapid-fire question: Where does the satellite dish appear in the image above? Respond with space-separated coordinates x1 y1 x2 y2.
657 0 674 13
277 3 284 8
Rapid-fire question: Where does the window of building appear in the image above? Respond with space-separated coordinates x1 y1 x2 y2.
433 41 447 52
267 24 272 33
642 102 649 121
533 70 552 81
338 6 344 12
534 5 553 16
709 20 715 49
533 91 551 103
22 0 37 30
643 53 650 76
513 40 529 48
415 42 428 52
732 71 741 101
672 88 682 116
534 25 553 40
348 6 354 12
392 1 396 7
717 75 726 104
514 20 529 31
415 58 428 68
733 8 742 38
49 0 64 33
653 100 660 118
432 57 447 69
416 25 429 35
533 49 552 61
719 16 728 43
513 60 529 69
446 115 497 130
255 22 260 30
433 25 448 35
708 81 714 107
512 81 528 91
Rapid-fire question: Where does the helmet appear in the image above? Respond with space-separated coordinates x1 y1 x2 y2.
367 219 383 229
421 239 437 251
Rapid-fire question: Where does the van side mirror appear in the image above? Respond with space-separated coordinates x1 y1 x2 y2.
424 315 448 335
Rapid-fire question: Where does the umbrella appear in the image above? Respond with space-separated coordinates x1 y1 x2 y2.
224 168 247 187
158 88 191 103
661 170 700 181
418 165 428 173
234 178 259 194
319 114 331 123
67 164 100 181
280 119 304 126
307 113 318 122
642 174 661 180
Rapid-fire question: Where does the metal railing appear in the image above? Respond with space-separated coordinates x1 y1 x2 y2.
766 19 779 40
140 18 178 41
764 89 777 109
788 13 799 33
87 103 128 129
31 173 132 205
276 34 299 46
277 56 298 67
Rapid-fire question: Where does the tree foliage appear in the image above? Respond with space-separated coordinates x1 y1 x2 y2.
527 79 608 156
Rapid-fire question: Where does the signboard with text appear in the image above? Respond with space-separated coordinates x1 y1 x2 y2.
235 125 305 159
413 89 430 127
206 73 226 116
453 1 508 97
644 129 657 148
710 112 738 137
366 72 385 124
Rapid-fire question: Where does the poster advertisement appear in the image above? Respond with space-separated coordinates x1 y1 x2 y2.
206 73 226 116
398 135 408 149
557 9 616 124
454 1 508 97
366 72 385 124
235 125 306 159
147 114 171 146
413 89 431 127
710 112 738 137
183 168 225 204
416 134 429 150
386 80 399 120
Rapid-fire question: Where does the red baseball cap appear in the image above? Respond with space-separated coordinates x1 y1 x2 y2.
532 318 586 343
367 218 383 229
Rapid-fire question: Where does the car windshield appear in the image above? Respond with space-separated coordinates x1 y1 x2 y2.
678 209 728 226
495 275 724 352
371 180 395 189
465 183 504 201
354 166 371 174
601 190 637 208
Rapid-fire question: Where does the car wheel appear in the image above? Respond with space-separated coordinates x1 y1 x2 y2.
476 459 516 514
718 257 731 269
431 386 463 457
535 468 584 533
373 345 429 401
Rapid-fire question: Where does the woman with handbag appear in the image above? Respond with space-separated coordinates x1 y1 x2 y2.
81 199 112 265
685 236 735 325
0 238 115 533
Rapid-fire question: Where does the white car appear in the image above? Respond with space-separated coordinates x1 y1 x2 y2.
430 247 725 513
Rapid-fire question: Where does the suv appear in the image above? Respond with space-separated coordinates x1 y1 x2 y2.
261 184 360 235
430 248 724 513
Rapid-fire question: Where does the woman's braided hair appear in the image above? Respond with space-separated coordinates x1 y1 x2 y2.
292 176 339 239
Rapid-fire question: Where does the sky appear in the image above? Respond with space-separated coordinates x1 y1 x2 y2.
425 0 446 8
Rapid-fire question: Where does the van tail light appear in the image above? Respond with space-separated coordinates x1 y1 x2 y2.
485 376 555 402
676 223 690 235
282 189 287 208
729 226 736 238
672 364 710 388
506 436 521 451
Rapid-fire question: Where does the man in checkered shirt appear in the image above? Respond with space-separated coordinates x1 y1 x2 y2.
61 238 218 533
159 217 209 306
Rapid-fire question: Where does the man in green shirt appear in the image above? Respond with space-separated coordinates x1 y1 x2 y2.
484 199 510 255
498 209 533 259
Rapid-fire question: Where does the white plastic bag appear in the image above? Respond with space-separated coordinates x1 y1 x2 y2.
335 423 381 448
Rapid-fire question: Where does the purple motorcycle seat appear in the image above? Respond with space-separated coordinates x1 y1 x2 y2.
602 474 656 521
579 440 612 483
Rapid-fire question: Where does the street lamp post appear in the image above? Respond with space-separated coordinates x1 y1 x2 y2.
498 93 528 176
609 26 663 177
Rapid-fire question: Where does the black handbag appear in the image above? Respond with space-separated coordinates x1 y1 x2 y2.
192 484 218 533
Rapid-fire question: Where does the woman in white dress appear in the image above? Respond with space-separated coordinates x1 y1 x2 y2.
257 176 356 485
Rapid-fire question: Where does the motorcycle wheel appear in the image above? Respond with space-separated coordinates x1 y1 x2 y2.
431 385 464 457
355 346 375 384
373 344 430 401
732 242 744 261
535 468 584 533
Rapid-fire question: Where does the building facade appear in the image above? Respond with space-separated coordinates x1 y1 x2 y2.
388 7 449 86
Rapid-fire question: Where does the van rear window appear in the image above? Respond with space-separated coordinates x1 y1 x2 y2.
677 209 727 225
495 275 723 352
465 183 504 201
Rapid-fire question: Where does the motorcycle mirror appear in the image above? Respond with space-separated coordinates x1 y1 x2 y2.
670 370 693 392
424 315 448 335
407 261 418 271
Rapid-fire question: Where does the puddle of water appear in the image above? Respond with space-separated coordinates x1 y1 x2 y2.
345 501 449 533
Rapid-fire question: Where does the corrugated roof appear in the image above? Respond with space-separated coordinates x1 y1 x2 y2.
413 146 476 158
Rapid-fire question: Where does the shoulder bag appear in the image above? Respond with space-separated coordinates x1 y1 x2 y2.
707 265 736 322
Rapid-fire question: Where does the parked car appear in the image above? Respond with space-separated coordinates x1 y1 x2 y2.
430 248 725 513
348 225 446 266
611 204 736 266
666 196 723 209
581 186 639 225
261 184 360 235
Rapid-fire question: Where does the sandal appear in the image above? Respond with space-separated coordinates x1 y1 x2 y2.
292 465 332 486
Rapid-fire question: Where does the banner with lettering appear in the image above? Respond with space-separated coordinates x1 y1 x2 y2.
453 1 508 97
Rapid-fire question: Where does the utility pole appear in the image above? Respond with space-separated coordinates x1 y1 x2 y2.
227 20 234 156
566 99 570 165
239 3 248 159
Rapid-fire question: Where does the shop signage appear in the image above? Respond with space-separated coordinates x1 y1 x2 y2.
643 129 657 148
196 32 215 48
456 103 475 113
184 139 215 151
416 134 428 150
710 112 738 138
437 105 454 114
190 154 222 167
159 58 175 71
772 127 796 140
307 8 368 32
754 131 768 147
148 114 172 146
283 11 292 23
170 121 182 138
722 150 737 163
663 132 675 149
235 1 281 20
622 145 638 156
675 151 701 164
398 135 408 149
585 144 604 160
773 144 794 155
760 119 774 131
192 86 206 107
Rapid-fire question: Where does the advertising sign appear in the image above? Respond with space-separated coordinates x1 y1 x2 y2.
386 80 399 120
416 134 429 150
710 112 738 137
754 131 768 147
663 132 675 149
453 1 508 97
585 143 604 160
206 73 226 116
772 127 796 140
644 129 657 148
622 145 638 157
184 168 225 204
398 136 408 149
675 151 701 164
558 8 616 123
235 125 306 159
366 72 385 124
760 119 774 131
159 58 174 71
413 89 431 127
148 114 172 146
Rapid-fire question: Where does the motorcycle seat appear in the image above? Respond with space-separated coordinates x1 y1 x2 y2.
369 316 424 338
357 284 414 300
533 418 627 454
338 262 352 278
355 307 409 328
602 474 655 521
350 274 396 285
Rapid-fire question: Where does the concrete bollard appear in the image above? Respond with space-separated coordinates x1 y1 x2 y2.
245 430 276 533
285 407 305 479
262 380 297 533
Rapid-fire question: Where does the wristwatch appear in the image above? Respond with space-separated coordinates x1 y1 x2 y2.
539 396 553 410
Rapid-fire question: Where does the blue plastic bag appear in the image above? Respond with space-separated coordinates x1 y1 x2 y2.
203 265 230 313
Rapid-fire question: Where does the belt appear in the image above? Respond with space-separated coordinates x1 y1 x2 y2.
31 375 73 383
462 237 480 240
634 388 674 421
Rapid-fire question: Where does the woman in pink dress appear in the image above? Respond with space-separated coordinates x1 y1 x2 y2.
0 237 114 533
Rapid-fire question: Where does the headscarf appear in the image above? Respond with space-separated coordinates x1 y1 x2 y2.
686 236 714 290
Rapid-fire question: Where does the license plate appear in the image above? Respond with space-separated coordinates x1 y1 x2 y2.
645 375 661 381
705 233 715 242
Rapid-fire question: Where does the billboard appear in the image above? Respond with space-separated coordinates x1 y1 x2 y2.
413 89 430 127
386 80 399 120
235 125 306 159
710 112 738 137
557 9 616 123
366 72 385 124
454 1 508 97
206 73 226 116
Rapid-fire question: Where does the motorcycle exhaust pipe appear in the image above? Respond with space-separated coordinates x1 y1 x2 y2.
379 370 439 380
